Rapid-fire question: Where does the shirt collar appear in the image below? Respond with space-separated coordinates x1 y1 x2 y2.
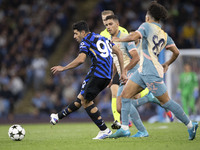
111 30 121 39
151 22 162 28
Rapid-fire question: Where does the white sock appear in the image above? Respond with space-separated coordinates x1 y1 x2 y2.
187 121 193 129
121 125 129 130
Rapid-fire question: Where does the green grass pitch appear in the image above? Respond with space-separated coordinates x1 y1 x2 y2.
0 122 199 150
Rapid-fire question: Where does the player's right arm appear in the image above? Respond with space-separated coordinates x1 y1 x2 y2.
51 53 86 74
112 31 141 43
112 23 147 42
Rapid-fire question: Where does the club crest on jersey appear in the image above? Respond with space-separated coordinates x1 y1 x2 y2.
80 42 86 48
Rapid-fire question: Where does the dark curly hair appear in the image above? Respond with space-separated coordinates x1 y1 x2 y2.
72 20 90 33
147 1 168 21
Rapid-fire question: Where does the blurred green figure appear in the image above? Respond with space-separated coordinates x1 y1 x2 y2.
177 63 199 115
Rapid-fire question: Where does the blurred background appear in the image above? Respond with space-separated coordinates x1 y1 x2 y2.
0 0 200 124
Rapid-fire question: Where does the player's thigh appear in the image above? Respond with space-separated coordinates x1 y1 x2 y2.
110 84 119 98
121 80 143 99
116 95 122 113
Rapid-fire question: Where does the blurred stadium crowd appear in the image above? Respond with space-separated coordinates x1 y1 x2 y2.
0 0 200 122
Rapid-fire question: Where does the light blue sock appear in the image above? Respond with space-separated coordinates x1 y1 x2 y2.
132 96 149 107
130 104 146 132
162 99 190 125
121 98 131 126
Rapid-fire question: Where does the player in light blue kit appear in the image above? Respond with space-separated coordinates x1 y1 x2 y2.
111 1 198 140
104 15 149 137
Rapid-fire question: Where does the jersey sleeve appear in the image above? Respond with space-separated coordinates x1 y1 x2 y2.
136 23 149 38
165 35 176 49
79 41 88 54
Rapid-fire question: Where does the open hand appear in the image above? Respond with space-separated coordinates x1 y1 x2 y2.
51 66 64 74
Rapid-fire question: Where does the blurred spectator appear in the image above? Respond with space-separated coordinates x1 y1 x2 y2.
31 52 48 90
0 0 76 118
9 73 24 102
181 20 196 48
32 90 53 117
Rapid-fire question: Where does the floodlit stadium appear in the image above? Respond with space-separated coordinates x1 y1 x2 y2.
0 0 199 150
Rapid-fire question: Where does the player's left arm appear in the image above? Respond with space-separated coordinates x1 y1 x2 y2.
51 53 87 74
124 42 140 72
162 46 179 73
125 50 140 72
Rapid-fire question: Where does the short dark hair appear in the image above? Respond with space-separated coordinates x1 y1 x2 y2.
147 1 168 21
72 20 90 32
105 15 119 21
101 10 114 16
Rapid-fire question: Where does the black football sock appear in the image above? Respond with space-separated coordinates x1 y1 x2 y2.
85 103 107 131
58 98 81 119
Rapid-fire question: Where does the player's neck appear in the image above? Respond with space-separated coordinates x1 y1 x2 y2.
84 32 91 37
112 30 119 38
148 19 159 24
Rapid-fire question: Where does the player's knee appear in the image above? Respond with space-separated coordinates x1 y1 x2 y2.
74 101 81 108
90 107 98 113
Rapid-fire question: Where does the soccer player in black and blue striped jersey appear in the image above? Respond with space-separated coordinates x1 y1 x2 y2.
50 20 127 139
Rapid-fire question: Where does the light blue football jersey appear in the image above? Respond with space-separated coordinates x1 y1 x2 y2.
136 22 176 78
108 31 139 75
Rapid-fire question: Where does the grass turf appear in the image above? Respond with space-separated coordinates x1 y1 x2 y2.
0 122 199 150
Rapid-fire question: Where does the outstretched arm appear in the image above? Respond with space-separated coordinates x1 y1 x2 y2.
112 31 141 42
162 46 179 73
51 53 87 74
